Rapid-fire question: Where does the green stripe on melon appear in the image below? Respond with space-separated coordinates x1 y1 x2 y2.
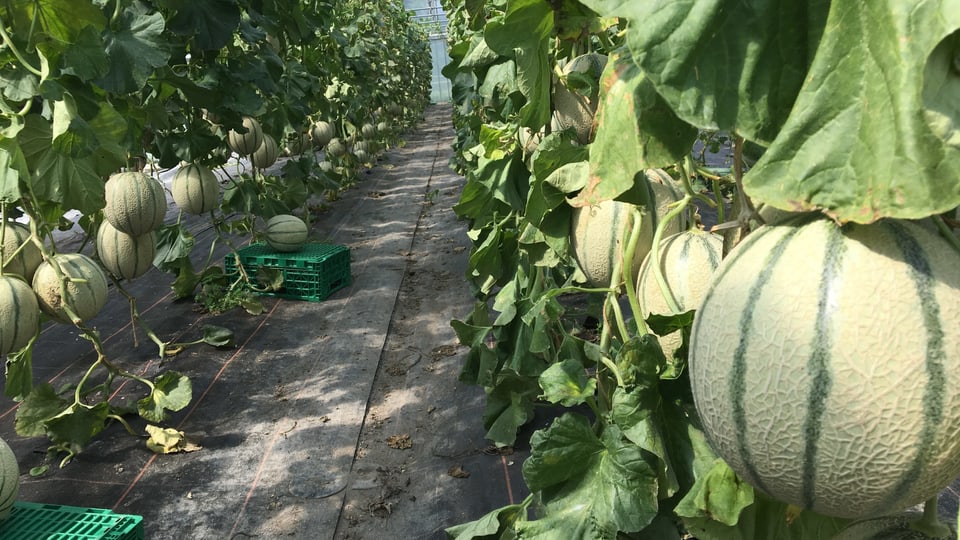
228 116 264 156
311 121 335 148
1 222 41 283
32 253 110 324
0 275 40 356
251 134 279 169
172 163 219 215
0 436 18 520
265 215 308 252
637 229 722 358
96 221 157 280
104 172 167 236
689 216 960 519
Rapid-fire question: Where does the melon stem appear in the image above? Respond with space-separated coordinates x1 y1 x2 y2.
932 215 960 256
912 496 953 538
620 207 649 337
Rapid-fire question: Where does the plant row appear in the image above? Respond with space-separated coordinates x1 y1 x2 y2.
442 0 960 539
0 0 432 468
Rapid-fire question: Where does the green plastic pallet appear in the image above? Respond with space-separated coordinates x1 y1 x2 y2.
225 242 352 302
0 501 143 540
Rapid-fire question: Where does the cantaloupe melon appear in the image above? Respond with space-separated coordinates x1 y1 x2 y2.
311 121 335 148
570 170 684 287
326 138 347 158
637 229 722 358
0 436 18 520
689 215 960 519
172 163 219 215
552 53 607 145
251 134 279 169
32 253 109 324
227 116 264 156
1 222 41 282
103 171 167 236
265 215 308 252
96 221 156 280
0 275 40 356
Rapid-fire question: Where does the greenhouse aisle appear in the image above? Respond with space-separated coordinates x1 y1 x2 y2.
0 104 528 539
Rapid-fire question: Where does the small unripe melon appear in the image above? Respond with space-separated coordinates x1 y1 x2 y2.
172 163 219 215
1 222 41 282
637 229 723 358
96 221 156 280
227 116 264 156
0 275 40 356
311 121 335 148
251 134 279 169
0 436 18 520
104 172 167 236
32 253 109 324
552 53 607 145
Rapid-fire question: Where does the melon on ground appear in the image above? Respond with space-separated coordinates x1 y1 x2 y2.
103 171 167 236
172 163 219 215
637 229 722 358
265 215 308 252
96 221 157 281
570 169 684 287
1 222 41 282
0 436 18 521
689 215 960 519
0 275 40 356
32 253 110 324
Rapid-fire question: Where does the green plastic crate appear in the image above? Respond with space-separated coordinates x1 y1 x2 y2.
225 242 352 302
0 501 143 540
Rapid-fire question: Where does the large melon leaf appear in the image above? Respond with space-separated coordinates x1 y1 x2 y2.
483 0 553 129
744 2 960 223
573 49 697 207
579 0 829 145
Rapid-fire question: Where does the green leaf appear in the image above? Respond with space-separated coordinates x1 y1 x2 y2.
538 358 596 407
4 345 34 400
582 0 829 145
11 0 107 44
168 0 241 50
61 25 110 81
577 49 697 207
138 371 192 423
99 3 170 93
202 325 234 347
484 0 553 128
30 148 104 215
46 402 110 448
154 224 196 271
744 4 960 223
521 416 660 537
611 386 678 498
482 372 539 447
0 137 28 203
445 502 527 539
674 459 754 526
52 95 98 157
14 384 67 437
